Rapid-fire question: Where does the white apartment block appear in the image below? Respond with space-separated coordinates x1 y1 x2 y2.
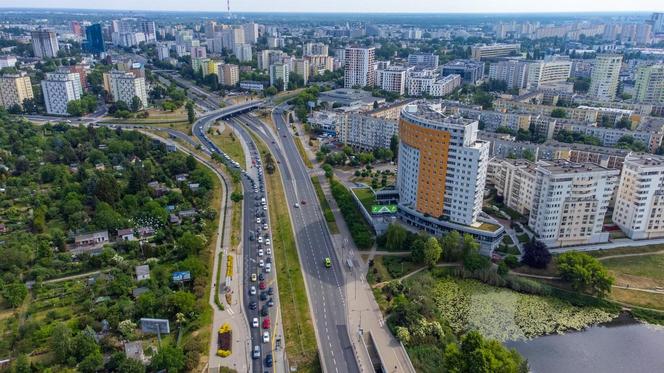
429 74 462 97
305 55 334 75
407 53 439 69
242 23 259 44
405 70 461 97
0 56 17 69
233 43 253 63
303 42 328 56
489 60 528 89
344 47 375 88
41 72 81 115
488 158 537 215
338 112 397 151
104 71 148 109
589 54 623 102
527 60 572 89
257 50 287 70
634 64 664 104
613 155 664 240
156 43 171 60
528 160 619 247
376 66 409 95
470 44 520 60
0 72 34 109
269 63 289 91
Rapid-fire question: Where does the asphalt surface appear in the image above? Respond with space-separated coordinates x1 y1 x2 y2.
236 112 360 373
190 101 282 373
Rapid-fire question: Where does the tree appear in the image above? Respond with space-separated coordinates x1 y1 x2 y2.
2 283 28 308
443 331 527 373
441 231 463 261
557 252 614 297
150 345 186 373
13 354 31 373
550 108 567 118
176 232 206 256
423 237 443 267
78 350 103 373
51 323 74 364
186 101 195 124
521 239 551 269
322 163 333 178
130 96 143 112
118 319 137 339
230 191 244 202
265 86 278 96
67 100 84 117
384 224 407 251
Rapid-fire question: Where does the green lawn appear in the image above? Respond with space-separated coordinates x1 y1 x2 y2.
295 137 313 168
210 125 246 168
367 255 421 285
517 233 530 243
589 243 664 258
310 176 339 234
603 254 664 285
352 187 375 212
247 129 320 372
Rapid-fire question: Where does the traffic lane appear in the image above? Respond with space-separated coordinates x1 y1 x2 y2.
238 115 357 373
242 179 262 373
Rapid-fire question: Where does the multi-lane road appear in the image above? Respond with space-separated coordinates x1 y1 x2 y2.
236 111 360 373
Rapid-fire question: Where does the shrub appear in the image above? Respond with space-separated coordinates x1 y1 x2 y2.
504 255 519 269
521 239 551 269
330 179 374 249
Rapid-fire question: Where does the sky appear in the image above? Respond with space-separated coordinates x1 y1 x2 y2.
1 0 662 13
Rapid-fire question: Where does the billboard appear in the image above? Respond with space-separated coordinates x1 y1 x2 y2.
172 271 191 282
371 205 398 215
140 318 170 334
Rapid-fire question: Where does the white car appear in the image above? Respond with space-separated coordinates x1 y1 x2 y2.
266 248 272 255
250 286 256 295
259 259 264 267
265 239 271 246
263 224 268 230
258 237 264 244
257 218 261 224
263 206 267 211
252 317 259 328
294 203 300 208
258 249 264 256
265 263 271 273
262 331 270 343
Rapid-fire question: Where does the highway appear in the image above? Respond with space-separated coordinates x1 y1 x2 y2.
235 111 360 373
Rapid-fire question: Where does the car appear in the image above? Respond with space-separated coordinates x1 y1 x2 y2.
282 134 286 138
256 218 261 224
294 203 300 208
249 233 255 241
263 331 270 343
266 256 272 263
267 248 272 255
249 301 257 310
263 206 267 211
258 237 263 244
258 249 264 256
268 298 274 307
252 317 259 328
263 224 268 230
324 257 331 268
265 353 273 367
251 273 257 282
301 200 306 205
262 318 271 329
260 292 268 301
250 286 257 295
265 239 271 246
267 287 274 296
259 281 266 290
252 345 261 359
258 259 264 267
261 305 269 317
259 273 265 281
265 263 272 273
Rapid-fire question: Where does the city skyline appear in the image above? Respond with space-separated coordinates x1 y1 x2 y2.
1 0 663 13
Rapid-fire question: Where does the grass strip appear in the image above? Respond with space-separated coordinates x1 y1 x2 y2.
214 252 225 311
247 129 320 372
294 137 313 168
330 178 375 250
310 176 339 234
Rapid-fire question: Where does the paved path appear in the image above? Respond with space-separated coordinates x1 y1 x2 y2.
596 250 664 261
550 238 664 254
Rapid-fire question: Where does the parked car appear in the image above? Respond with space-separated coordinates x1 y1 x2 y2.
252 345 260 359
252 317 259 328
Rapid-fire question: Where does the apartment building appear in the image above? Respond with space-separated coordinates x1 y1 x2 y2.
488 158 537 216
589 54 623 102
303 42 328 56
527 60 572 89
488 60 528 89
407 53 439 69
344 46 376 88
397 102 503 251
613 155 664 239
634 64 664 104
528 160 619 247
429 75 462 97
243 22 259 44
305 55 334 75
41 71 82 115
376 66 409 95
471 43 521 60
0 72 34 110
442 60 484 85
338 112 397 151
293 58 310 85
31 30 60 58
218 64 239 86
103 71 147 109
269 63 290 91
257 49 287 70
233 43 253 63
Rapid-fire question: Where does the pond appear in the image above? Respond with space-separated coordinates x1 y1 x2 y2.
505 314 664 373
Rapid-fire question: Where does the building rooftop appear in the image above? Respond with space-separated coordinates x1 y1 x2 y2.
536 159 611 174
625 154 664 167
402 101 477 126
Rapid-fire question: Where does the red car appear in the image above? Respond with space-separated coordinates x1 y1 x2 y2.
259 281 266 290
263 318 271 329
301 200 306 205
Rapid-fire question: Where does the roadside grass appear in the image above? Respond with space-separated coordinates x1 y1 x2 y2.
603 254 664 288
589 243 664 258
352 187 375 212
214 252 224 311
247 130 319 371
210 125 246 168
610 287 664 310
310 176 339 234
366 255 421 285
294 137 313 168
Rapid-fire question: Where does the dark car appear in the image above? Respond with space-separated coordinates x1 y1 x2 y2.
260 292 268 301
261 304 269 317
268 298 274 307
258 273 265 282
265 354 273 367
267 287 274 296
249 301 257 310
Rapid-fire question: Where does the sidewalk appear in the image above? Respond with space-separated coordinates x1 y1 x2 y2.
317 174 416 373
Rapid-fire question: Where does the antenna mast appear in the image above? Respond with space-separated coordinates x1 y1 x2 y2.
226 0 231 19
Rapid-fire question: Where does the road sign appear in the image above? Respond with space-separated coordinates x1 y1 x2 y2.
370 205 397 214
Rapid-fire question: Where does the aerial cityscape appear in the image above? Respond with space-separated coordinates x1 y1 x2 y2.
1 2 664 373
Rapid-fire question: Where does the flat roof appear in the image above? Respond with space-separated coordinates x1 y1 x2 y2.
536 159 612 174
